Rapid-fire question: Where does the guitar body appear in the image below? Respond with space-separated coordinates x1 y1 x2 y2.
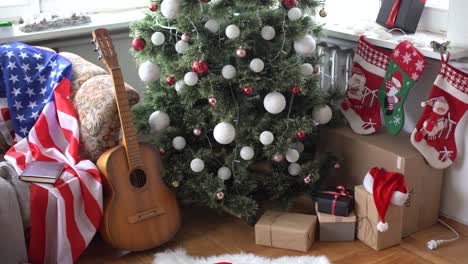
97 143 180 251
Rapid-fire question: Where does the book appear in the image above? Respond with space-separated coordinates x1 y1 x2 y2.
19 161 65 184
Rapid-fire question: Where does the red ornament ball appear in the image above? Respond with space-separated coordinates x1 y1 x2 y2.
304 175 312 184
166 76 176 86
159 147 166 155
192 60 208 74
132 38 146 51
216 191 224 200
193 128 202 136
282 0 298 9
208 96 217 106
148 3 158 11
296 130 305 139
181 32 191 42
236 48 246 58
243 86 253 95
292 86 301 94
273 154 284 162
334 163 341 169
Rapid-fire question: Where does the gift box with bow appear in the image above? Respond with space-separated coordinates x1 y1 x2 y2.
376 0 426 33
316 186 354 217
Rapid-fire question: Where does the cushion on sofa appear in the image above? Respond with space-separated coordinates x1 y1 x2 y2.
72 75 140 162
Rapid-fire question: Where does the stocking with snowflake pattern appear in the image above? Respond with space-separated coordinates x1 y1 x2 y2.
341 36 390 134
378 40 426 135
411 56 468 169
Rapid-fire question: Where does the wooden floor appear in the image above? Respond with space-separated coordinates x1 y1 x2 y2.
79 207 468 264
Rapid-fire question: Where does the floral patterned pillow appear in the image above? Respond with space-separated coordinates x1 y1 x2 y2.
72 75 140 162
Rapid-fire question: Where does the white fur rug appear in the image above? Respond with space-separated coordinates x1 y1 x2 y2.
153 249 330 264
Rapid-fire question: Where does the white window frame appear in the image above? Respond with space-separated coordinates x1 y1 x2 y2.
418 1 449 34
0 0 40 20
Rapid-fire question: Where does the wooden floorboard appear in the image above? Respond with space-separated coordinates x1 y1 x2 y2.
79 207 468 264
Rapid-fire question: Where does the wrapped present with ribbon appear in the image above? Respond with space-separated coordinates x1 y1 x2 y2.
316 186 354 217
316 203 356 242
376 0 426 33
254 210 316 252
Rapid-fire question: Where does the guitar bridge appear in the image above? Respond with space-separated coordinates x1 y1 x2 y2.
128 208 165 224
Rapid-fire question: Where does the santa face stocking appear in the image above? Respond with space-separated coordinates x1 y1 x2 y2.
341 36 390 135
411 59 468 169
378 41 426 135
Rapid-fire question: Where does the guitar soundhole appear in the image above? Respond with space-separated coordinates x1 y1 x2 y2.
130 169 147 188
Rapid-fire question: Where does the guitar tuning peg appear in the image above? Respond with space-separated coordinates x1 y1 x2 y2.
91 38 96 44
98 55 103 60
94 47 100 52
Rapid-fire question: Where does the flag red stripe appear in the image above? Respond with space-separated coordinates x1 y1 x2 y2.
28 185 48 264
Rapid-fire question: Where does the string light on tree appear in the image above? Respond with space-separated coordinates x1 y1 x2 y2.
261 26 276 40
236 48 246 58
286 148 300 163
166 76 176 86
175 40 189 54
225 24 240 39
148 111 170 132
222 65 236 79
151 32 165 46
240 146 254 160
172 136 186 150
160 0 181 19
249 58 264 73
217 167 232 180
190 158 205 172
184 72 199 86
205 19 219 33
259 131 274 145
294 35 316 57
288 163 301 175
213 122 236 144
132 38 145 51
138 61 160 82
264 91 286 114
312 105 333 124
208 96 217 106
287 7 302 21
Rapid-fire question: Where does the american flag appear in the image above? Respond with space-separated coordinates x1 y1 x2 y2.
0 43 102 263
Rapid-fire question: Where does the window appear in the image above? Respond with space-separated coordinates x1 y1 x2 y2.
0 0 39 20
426 0 449 9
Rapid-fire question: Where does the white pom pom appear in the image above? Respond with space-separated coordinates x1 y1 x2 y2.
151 32 165 46
264 91 286 114
175 40 189 54
261 26 276 40
259 131 274 145
249 58 265 73
287 7 302 21
138 61 161 83
300 63 314 76
288 163 302 176
217 167 232 181
160 0 181 19
240 146 254 160
213 122 236 144
205 19 219 33
313 105 333 124
190 158 205 172
377 221 389 232
421 102 427 107
222 65 236 79
172 136 186 150
294 35 316 57
175 80 186 93
225 24 240 39
286 149 300 163
148 111 170 132
184 72 199 86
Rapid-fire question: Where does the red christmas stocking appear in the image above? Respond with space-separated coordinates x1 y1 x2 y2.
341 36 390 134
411 57 468 169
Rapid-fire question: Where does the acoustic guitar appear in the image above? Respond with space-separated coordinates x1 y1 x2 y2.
91 28 180 251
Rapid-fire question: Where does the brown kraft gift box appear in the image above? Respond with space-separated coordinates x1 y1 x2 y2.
355 185 402 251
255 210 316 252
319 127 443 237
316 203 356 242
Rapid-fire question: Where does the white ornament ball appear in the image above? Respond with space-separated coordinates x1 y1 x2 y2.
213 122 236 144
261 26 276 40
190 158 205 172
148 111 170 132
313 105 333 124
300 63 314 76
138 61 161 83
151 32 166 46
259 131 274 145
288 163 302 176
172 136 186 150
175 40 189 54
291 142 305 153
240 146 254 160
225 24 240 39
184 72 199 86
222 65 236 79
288 7 303 21
263 92 286 114
217 167 232 181
249 58 265 73
294 35 317 57
175 80 186 93
286 148 300 163
205 19 219 33
160 0 181 19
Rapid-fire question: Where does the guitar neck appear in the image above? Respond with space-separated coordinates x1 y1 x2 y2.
110 69 143 169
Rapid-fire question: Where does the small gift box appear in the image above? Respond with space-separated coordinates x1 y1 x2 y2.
316 203 356 242
376 0 426 33
316 186 354 217
255 210 316 252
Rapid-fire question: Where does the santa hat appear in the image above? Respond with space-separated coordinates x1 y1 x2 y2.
391 71 403 88
421 96 449 115
363 167 409 232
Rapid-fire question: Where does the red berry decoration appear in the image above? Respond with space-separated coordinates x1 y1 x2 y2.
132 37 146 51
282 0 298 10
208 96 217 106
148 3 158 11
292 86 301 94
159 147 166 155
216 192 224 200
296 130 305 139
192 60 208 74
243 86 253 95
166 76 176 86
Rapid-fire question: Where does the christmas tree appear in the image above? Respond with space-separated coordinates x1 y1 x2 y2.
130 0 338 219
